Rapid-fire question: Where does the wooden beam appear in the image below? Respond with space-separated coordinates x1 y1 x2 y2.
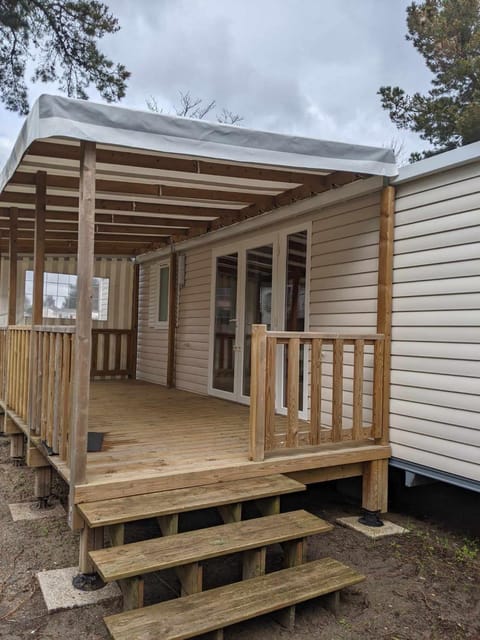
0 191 233 218
128 264 139 379
68 141 96 527
9 172 273 205
27 141 332 185
166 253 177 388
32 172 46 325
376 185 395 446
8 208 18 325
208 171 361 232
0 209 206 229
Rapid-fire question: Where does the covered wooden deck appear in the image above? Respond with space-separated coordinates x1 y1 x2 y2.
46 380 390 504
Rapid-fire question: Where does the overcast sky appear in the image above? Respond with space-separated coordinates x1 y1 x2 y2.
0 0 433 167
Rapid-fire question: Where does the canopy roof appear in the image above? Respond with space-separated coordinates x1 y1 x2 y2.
0 94 397 255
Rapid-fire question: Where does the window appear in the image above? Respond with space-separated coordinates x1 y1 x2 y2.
24 271 109 321
157 263 170 325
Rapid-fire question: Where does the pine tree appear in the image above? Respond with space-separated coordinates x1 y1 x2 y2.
378 0 480 159
0 0 130 114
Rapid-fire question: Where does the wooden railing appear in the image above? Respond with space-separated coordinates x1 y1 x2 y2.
91 328 134 378
249 325 385 461
6 326 31 421
0 327 9 404
30 326 74 460
2 324 133 463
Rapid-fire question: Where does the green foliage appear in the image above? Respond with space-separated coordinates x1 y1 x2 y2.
378 0 480 159
0 0 130 114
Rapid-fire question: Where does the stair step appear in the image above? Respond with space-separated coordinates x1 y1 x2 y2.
104 557 365 640
90 510 332 582
79 474 305 528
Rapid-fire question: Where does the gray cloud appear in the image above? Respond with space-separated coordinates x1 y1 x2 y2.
0 0 433 167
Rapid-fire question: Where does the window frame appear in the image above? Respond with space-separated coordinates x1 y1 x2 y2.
24 270 110 322
154 260 171 329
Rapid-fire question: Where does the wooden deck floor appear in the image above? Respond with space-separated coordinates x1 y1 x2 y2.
50 380 390 504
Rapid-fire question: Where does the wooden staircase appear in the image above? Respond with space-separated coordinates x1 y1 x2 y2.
77 474 365 639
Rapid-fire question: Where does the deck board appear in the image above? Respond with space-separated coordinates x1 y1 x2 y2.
46 380 390 503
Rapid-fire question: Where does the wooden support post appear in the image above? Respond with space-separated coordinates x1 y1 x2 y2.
28 172 47 439
128 264 139 379
323 591 340 616
362 458 388 514
166 252 177 388
376 185 395 446
32 172 46 325
10 432 24 459
275 539 304 629
8 208 18 325
120 577 144 611
256 495 280 516
78 524 104 574
157 513 179 536
34 466 51 499
108 523 125 547
218 503 242 524
249 324 267 461
177 562 203 596
69 142 96 528
26 444 48 467
242 547 266 580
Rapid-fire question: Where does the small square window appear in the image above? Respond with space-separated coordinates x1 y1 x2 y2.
158 264 170 324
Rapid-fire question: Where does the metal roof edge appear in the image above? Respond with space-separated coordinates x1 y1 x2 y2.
393 141 480 185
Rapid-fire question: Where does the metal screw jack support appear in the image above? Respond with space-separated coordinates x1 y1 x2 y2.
72 572 105 591
34 496 53 510
358 509 384 528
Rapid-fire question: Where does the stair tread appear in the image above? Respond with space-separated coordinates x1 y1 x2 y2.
90 510 332 581
104 557 365 640
79 474 305 527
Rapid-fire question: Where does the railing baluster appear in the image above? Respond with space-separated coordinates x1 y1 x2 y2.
372 339 385 440
103 332 110 373
248 324 267 461
286 337 300 448
52 333 62 454
310 338 322 445
35 331 43 436
331 338 344 443
352 339 364 441
264 336 276 450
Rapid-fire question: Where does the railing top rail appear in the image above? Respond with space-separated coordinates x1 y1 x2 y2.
264 330 385 341
8 325 32 331
32 325 76 334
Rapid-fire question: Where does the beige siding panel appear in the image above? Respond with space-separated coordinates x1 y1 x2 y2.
175 246 211 395
391 164 480 483
309 192 380 430
390 414 480 447
394 259 480 284
391 444 480 482
136 262 168 385
390 431 479 466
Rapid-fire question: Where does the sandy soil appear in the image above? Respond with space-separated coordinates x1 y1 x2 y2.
0 436 479 640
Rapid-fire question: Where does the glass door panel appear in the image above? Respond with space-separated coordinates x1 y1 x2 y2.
283 230 307 410
242 244 273 397
212 253 238 393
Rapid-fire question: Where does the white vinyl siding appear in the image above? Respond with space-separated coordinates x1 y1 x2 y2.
175 247 211 395
309 192 381 429
137 262 168 385
390 161 480 483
